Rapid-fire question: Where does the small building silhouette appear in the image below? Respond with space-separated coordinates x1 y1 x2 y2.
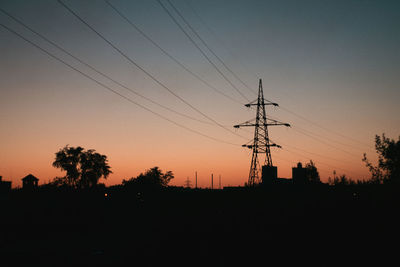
261 165 278 184
0 176 12 192
292 162 307 185
22 174 39 190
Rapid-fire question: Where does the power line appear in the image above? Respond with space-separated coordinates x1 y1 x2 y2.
232 82 360 180
287 125 363 158
255 96 374 172
0 22 241 147
264 113 365 158
0 6 214 126
271 153 334 178
279 105 374 149
104 0 244 106
259 97 373 152
164 0 362 153
267 113 374 156
278 141 359 165
281 147 361 178
57 0 248 141
167 0 256 96
175 0 374 152
240 118 364 172
156 0 250 102
291 125 375 153
170 26 369 179
272 139 360 176
267 147 356 179
170 0 374 158
3 1 369 179
184 0 261 85
264 148 342 179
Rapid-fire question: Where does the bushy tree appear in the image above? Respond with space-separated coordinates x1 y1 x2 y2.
52 145 112 189
305 160 321 184
363 134 400 184
122 167 174 188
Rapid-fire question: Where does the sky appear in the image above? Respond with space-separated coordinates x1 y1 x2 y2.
1 0 399 188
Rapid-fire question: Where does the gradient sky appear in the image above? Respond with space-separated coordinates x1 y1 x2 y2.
1 0 399 188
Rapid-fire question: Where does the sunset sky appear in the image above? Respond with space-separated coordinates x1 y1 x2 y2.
1 0 399 188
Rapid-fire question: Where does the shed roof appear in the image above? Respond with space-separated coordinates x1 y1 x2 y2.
22 174 39 181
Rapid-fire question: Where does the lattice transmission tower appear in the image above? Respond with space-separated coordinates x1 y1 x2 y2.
234 79 290 186
184 177 192 188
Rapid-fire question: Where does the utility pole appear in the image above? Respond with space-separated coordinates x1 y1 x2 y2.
219 175 221 189
211 173 213 189
195 171 197 189
234 79 290 186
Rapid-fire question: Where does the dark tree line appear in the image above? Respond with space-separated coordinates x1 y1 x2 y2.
41 134 399 190
44 145 173 190
122 166 174 188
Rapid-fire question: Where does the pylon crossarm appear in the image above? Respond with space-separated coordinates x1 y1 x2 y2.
233 118 257 128
234 124 253 128
234 123 256 127
266 123 291 127
267 139 282 149
244 99 257 107
265 99 279 106
246 123 287 127
245 102 278 107
234 122 290 128
267 118 291 127
243 143 279 149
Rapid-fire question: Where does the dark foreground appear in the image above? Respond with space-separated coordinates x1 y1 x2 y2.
1 185 399 266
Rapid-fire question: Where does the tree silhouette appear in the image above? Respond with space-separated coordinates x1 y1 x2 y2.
305 160 321 184
363 134 400 184
52 145 112 189
328 171 355 186
122 166 174 188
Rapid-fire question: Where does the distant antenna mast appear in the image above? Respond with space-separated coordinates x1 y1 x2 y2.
234 79 290 186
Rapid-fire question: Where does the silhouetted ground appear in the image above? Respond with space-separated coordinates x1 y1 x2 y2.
1 185 399 266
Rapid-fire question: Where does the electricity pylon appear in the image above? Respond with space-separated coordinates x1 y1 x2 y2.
184 177 192 188
234 79 290 186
